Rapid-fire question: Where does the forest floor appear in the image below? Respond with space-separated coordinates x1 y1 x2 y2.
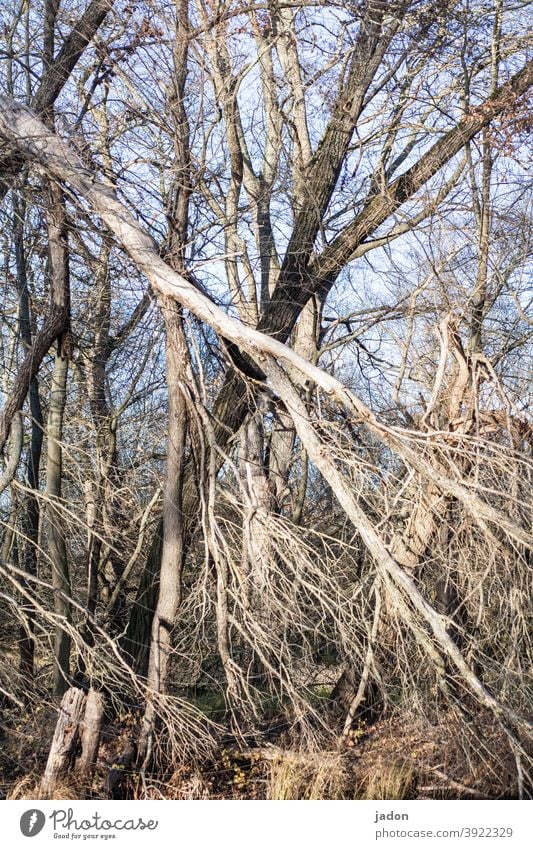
0 698 526 800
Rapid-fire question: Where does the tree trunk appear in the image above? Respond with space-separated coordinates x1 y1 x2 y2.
240 407 273 601
121 527 162 679
40 686 104 797
138 301 188 765
46 351 71 695
44 182 71 696
76 688 104 781
13 188 44 680
40 687 86 797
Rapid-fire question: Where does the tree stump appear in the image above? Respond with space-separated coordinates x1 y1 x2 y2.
40 687 86 797
76 688 104 780
40 686 104 798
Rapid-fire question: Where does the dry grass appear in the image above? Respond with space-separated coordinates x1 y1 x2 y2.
6 776 39 800
7 775 83 800
135 767 212 800
359 760 414 800
348 711 524 800
267 752 347 800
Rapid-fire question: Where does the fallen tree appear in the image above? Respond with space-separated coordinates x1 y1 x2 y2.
0 96 531 741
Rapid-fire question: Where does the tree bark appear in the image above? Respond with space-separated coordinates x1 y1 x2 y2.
0 0 117 199
44 181 71 696
75 688 104 781
40 686 103 796
138 301 189 765
40 687 86 798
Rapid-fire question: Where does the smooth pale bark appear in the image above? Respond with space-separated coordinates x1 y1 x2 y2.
0 0 117 199
138 301 188 765
240 407 273 601
268 295 322 507
273 6 312 210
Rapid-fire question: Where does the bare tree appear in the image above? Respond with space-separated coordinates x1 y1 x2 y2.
0 0 531 800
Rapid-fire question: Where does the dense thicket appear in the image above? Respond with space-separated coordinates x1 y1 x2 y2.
0 0 531 799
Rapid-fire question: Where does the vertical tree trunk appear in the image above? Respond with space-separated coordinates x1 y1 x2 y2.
46 351 71 695
19 374 43 680
84 242 120 627
240 407 273 601
13 188 44 680
135 0 193 742
139 301 188 765
268 295 322 510
469 0 501 355
44 181 71 696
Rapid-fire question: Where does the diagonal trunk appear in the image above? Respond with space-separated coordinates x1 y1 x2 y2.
0 0 117 200
3 94 531 736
